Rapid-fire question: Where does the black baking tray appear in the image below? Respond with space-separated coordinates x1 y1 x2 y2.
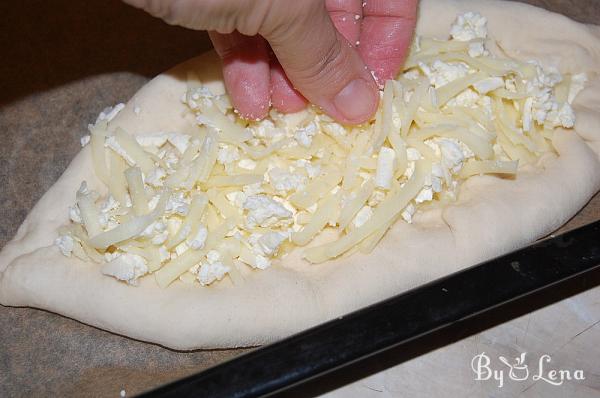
140 220 600 398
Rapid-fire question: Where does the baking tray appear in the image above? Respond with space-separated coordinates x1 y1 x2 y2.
140 221 600 397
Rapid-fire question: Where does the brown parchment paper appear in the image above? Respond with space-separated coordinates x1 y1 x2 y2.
1 1 598 397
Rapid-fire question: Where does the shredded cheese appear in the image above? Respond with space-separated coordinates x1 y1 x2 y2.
56 11 584 287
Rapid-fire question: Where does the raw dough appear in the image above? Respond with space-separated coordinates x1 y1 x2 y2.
1 0 599 349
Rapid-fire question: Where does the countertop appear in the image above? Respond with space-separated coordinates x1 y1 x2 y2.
1 1 598 397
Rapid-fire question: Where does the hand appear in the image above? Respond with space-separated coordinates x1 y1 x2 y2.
122 0 418 124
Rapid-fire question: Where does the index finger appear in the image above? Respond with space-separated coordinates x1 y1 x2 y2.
358 0 418 84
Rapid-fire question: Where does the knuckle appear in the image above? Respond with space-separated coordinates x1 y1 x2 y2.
260 0 321 38
294 37 352 92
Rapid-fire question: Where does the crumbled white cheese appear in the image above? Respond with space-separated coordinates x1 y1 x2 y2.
243 182 264 196
80 135 91 147
238 159 257 170
268 168 306 192
403 69 421 80
353 206 373 228
430 165 444 192
416 169 443 204
437 138 466 176
165 192 189 216
548 103 576 128
294 159 321 179
95 103 125 125
257 231 288 256
189 263 200 275
245 233 279 269
531 62 562 88
188 225 208 250
105 135 135 165
198 262 230 286
532 92 556 124
243 195 293 227
141 222 157 238
505 78 517 92
374 147 396 190
254 255 271 270
195 114 218 129
468 41 487 58
100 195 120 214
420 60 469 88
206 250 220 264
198 251 230 286
415 186 433 203
101 253 148 285
477 95 496 120
401 202 416 223
270 109 311 132
155 221 166 233
68 205 82 223
321 122 347 138
145 167 166 187
217 145 240 164
98 195 120 230
254 119 285 140
225 191 247 208
295 122 318 147
135 132 169 148
55 235 75 257
568 73 588 104
526 62 564 125
448 88 480 108
104 251 121 262
186 87 214 111
158 246 170 263
450 12 488 42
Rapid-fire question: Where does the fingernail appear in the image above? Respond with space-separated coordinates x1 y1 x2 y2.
333 78 378 122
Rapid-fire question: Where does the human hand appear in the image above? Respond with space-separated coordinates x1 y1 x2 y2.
122 0 418 124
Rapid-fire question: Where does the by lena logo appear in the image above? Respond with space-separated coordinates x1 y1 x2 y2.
471 352 585 388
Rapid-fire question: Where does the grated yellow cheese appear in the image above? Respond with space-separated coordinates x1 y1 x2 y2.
56 11 585 287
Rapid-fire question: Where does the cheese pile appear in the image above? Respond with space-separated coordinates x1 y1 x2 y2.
55 12 587 288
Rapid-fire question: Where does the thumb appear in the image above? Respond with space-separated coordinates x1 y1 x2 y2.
262 1 379 124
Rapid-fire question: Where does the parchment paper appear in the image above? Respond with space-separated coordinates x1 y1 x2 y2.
1 1 598 397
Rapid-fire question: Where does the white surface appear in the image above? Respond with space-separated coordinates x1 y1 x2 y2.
322 286 600 397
